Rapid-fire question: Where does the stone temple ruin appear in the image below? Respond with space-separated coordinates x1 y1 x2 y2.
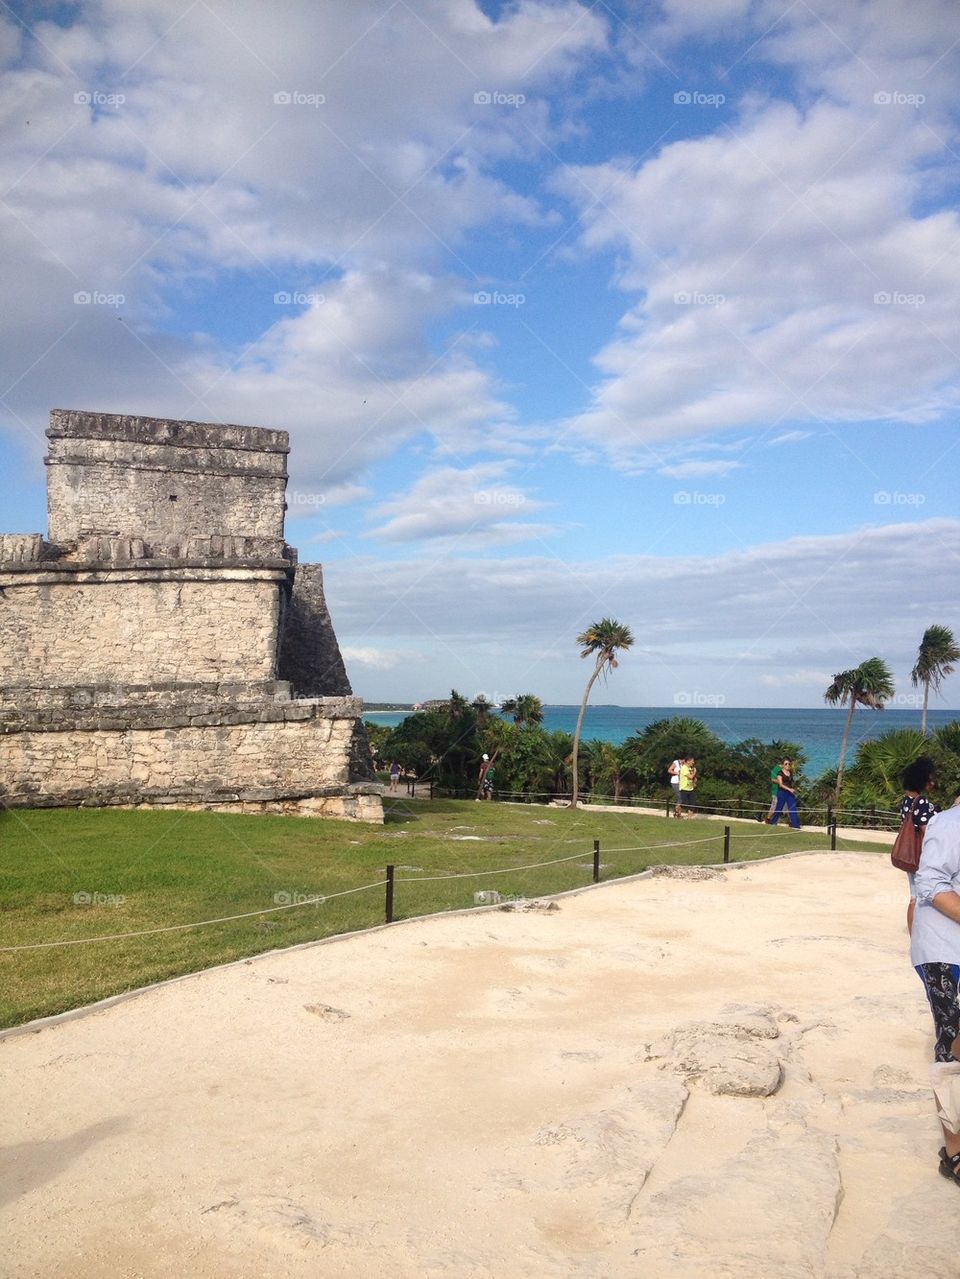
0 410 383 821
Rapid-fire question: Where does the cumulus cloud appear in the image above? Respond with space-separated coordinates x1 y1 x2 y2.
0 0 607 489
553 2 960 466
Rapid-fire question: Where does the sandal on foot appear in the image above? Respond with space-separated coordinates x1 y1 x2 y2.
938 1149 960 1183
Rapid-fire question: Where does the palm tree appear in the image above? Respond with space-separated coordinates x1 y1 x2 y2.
571 618 634 808
500 693 544 727
824 657 896 798
843 728 931 807
585 739 631 802
471 694 495 723
912 625 960 735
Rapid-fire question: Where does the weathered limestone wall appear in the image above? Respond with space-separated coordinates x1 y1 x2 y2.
277 563 352 697
46 410 288 543
0 575 282 686
0 698 380 822
0 408 383 822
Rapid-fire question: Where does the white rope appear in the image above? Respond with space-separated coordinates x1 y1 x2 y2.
399 834 727 882
600 835 724 852
0 878 388 953
398 851 589 882
733 832 797 842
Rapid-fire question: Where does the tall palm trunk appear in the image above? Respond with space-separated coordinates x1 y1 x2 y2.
921 678 930 735
835 697 856 799
571 661 601 809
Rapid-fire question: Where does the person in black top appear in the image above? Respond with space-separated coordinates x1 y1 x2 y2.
901 756 938 933
769 758 801 829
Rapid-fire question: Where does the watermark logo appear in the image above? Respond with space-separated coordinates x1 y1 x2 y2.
74 90 125 107
273 90 325 107
287 491 326 509
474 490 525 508
873 290 924 308
674 290 725 306
74 291 125 307
273 890 326 906
673 690 727 707
874 90 925 107
673 490 725 507
474 90 526 108
889 691 925 709
674 90 725 108
874 490 925 507
73 890 126 906
274 290 324 305
473 290 525 307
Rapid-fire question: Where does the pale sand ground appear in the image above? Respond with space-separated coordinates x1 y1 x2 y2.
1 851 954 1279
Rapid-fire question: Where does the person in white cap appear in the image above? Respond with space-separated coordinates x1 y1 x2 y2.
478 746 490 798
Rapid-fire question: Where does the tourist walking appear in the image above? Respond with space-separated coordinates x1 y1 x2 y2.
911 792 960 1186
898 756 938 932
763 759 781 822
668 756 682 815
768 758 801 828
477 753 493 801
481 760 496 800
677 756 698 817
389 760 401 792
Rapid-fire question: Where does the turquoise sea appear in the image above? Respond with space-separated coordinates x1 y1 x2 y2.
363 705 959 779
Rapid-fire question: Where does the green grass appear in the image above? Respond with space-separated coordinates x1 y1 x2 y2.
0 799 883 1028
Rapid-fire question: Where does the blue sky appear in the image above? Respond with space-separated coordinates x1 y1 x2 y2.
1 0 959 709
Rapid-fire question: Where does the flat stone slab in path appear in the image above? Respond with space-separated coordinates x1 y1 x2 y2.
1 853 949 1278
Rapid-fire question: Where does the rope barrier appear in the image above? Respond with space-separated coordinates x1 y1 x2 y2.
398 851 590 882
733 828 805 840
399 833 729 882
0 878 388 953
599 835 724 852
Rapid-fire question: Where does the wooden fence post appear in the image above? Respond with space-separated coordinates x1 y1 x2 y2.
385 864 395 923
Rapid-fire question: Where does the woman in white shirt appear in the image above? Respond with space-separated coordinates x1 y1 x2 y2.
911 794 960 1185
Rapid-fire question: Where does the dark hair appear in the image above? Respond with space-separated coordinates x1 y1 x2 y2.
902 756 936 793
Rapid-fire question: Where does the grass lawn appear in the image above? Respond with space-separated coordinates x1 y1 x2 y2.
0 798 884 1028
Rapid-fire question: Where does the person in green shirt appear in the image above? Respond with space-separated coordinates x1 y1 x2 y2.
763 764 780 822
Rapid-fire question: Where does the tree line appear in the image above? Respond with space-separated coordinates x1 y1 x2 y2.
366 619 960 817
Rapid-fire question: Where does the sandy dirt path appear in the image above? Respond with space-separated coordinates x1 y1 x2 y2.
1 852 953 1278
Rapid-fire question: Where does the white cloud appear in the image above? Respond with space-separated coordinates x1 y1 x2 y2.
659 459 741 479
552 2 960 466
768 430 813 446
0 0 606 488
365 461 554 545
327 518 960 702
341 646 404 670
758 669 834 689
